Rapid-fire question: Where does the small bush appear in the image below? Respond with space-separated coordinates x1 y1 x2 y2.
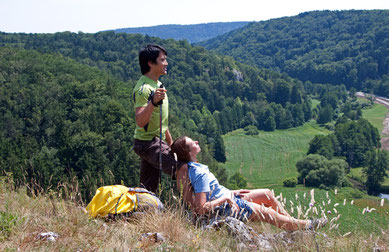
283 178 297 187
0 211 18 242
244 125 259 135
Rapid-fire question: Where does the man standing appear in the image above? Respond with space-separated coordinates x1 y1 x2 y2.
132 44 181 193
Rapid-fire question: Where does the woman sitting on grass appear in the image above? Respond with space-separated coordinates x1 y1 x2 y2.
171 136 327 231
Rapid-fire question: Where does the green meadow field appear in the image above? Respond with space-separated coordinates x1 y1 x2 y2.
362 102 388 137
224 121 330 188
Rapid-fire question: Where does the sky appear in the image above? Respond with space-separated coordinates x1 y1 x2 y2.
0 0 388 33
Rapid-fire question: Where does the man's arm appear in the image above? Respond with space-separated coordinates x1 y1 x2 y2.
135 103 155 128
135 88 166 128
165 128 172 146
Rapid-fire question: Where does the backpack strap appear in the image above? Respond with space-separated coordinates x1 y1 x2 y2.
114 192 135 215
128 187 156 195
114 193 125 215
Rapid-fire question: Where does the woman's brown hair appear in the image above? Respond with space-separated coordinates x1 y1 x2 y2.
171 136 191 162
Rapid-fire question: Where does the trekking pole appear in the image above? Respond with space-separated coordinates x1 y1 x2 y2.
158 84 164 189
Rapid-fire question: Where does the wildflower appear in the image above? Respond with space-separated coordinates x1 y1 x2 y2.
326 191 329 199
381 198 385 207
290 200 294 206
343 199 346 205
333 208 337 214
327 210 332 214
343 232 352 237
351 200 354 205
303 192 306 199
295 193 298 200
297 206 302 218
309 202 314 207
334 189 337 195
362 208 366 214
305 207 311 217
327 199 331 205
334 203 339 207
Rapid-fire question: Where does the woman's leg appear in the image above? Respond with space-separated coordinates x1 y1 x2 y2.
239 189 291 217
249 203 309 231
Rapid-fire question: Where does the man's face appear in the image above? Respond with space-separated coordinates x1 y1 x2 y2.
149 52 168 76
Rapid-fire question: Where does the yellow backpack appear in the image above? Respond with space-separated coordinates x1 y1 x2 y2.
86 185 164 218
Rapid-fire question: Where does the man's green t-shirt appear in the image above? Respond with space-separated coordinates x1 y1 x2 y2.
133 75 169 141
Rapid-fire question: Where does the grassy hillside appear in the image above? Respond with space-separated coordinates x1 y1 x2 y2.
224 121 330 188
1 173 388 251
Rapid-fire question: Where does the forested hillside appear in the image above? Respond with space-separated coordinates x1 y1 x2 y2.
200 10 389 96
113 22 250 43
0 32 312 199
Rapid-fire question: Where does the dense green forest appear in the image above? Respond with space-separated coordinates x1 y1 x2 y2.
0 31 312 199
199 10 389 96
113 22 250 43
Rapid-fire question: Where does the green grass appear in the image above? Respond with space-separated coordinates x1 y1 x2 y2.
271 186 389 234
362 102 388 136
224 121 330 188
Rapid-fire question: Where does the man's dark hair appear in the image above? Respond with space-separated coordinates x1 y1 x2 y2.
139 44 167 75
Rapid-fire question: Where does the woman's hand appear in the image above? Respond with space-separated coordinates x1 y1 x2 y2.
226 198 240 213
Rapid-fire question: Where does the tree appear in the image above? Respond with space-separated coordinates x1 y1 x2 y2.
264 116 276 131
363 150 389 195
316 105 334 124
228 172 248 190
307 135 335 159
296 154 347 188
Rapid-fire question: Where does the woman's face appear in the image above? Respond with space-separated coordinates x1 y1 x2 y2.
186 137 201 159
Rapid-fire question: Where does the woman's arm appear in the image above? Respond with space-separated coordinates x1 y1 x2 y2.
194 192 239 215
176 164 195 206
232 189 251 197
